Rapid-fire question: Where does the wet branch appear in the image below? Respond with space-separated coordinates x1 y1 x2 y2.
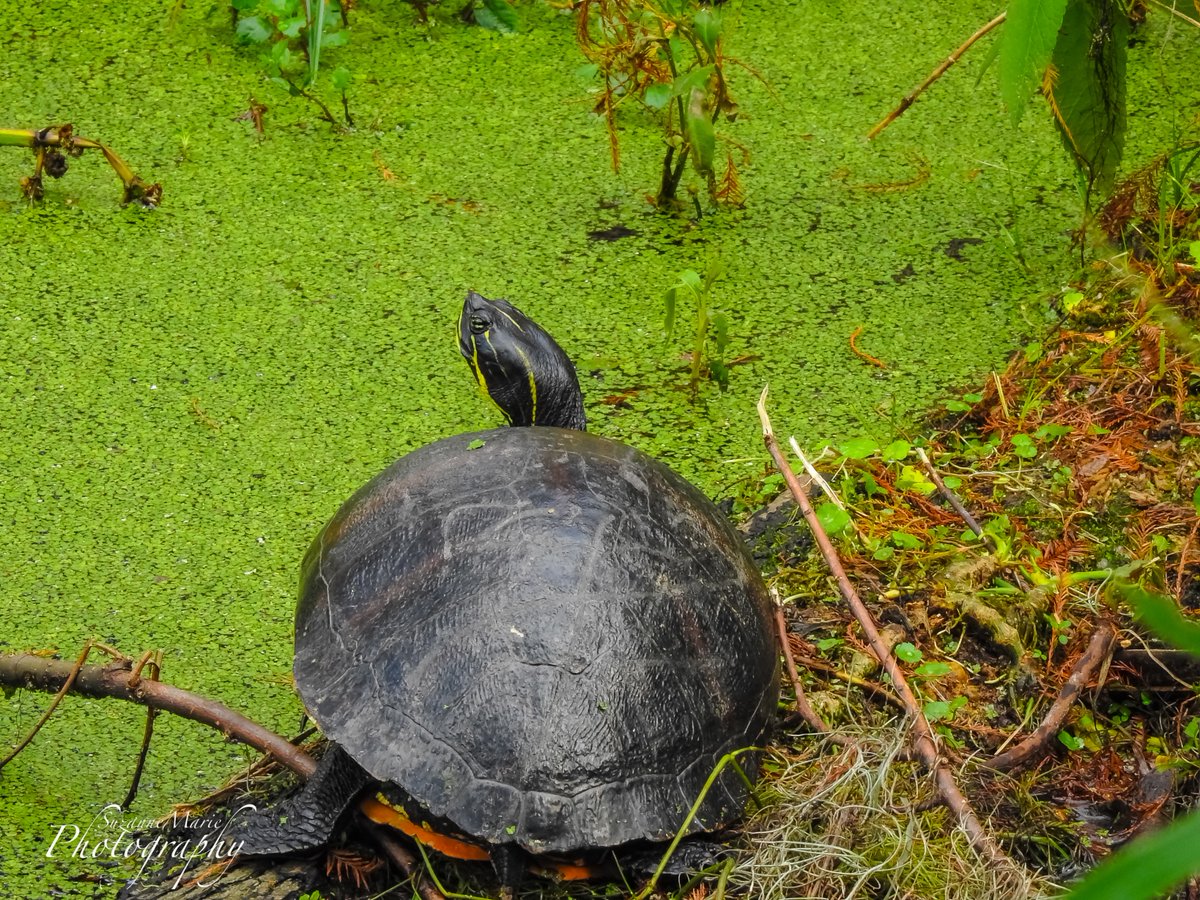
985 623 1117 771
756 386 1013 867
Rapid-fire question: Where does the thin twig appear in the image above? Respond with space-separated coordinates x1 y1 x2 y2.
757 386 1012 866
774 607 833 735
123 649 164 809
916 447 997 551
984 623 1117 771
867 12 1006 139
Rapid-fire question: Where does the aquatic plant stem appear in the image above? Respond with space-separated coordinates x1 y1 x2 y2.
867 12 1006 140
985 622 1116 771
756 386 1013 867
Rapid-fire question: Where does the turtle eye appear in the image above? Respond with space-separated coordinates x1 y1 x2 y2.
469 315 488 335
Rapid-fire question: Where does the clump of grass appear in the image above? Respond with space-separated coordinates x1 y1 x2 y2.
732 731 1053 899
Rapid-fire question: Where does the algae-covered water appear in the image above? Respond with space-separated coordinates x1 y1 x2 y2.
0 0 1196 894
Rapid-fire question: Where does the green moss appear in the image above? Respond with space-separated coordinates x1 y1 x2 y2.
0 0 1198 895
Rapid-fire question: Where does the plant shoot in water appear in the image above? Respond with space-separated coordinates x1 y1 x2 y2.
232 0 354 128
576 0 751 211
0 124 161 207
664 256 731 397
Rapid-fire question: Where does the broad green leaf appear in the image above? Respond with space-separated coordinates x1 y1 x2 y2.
231 0 258 11
1191 240 1200 262
1011 433 1037 458
915 661 953 678
889 530 922 550
671 64 714 99
839 437 879 460
1058 730 1085 751
574 62 600 83
664 286 678 337
678 268 702 293
330 65 352 93
685 90 716 176
475 0 519 33
279 15 305 38
998 0 1068 125
896 465 936 495
644 83 672 109
711 311 730 352
322 30 348 49
815 502 851 536
1192 483 1200 516
1065 808 1200 900
235 16 273 43
1033 423 1072 441
1047 0 1128 194
467 439 486 450
894 642 923 663
692 7 722 56
881 439 910 463
1116 583 1200 657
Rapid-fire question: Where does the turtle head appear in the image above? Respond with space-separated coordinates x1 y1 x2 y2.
459 292 587 431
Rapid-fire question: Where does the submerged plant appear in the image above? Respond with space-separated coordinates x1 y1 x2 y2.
233 0 355 128
664 257 731 397
576 0 750 211
0 124 161 207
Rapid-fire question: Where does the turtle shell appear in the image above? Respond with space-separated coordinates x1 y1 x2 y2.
294 426 779 855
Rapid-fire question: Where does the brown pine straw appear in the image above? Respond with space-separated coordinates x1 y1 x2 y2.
756 386 1013 867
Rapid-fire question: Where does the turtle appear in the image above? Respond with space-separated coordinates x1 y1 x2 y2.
234 291 780 888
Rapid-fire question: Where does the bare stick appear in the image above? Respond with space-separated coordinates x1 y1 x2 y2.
757 387 1012 866
0 651 316 779
916 448 997 551
774 607 832 734
984 623 1116 771
867 13 1006 140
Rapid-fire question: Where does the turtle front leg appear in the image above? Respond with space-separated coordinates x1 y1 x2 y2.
231 743 372 856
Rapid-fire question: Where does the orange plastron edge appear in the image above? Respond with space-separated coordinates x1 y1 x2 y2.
357 795 601 880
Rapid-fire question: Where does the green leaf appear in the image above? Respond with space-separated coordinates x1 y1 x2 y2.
894 642 923 664
231 0 258 11
692 7 722 56
815 502 851 536
889 530 922 550
1047 0 1128 194
839 437 879 460
236 16 273 42
322 30 348 49
678 268 702 294
1065 808 1200 900
1192 483 1200 516
279 15 305 38
1115 582 1200 657
685 88 715 176
881 439 911 463
671 64 714 99
896 465 936 495
306 0 326 84
475 0 519 33
1058 730 1085 751
467 439 486 450
1011 433 1037 458
1190 240 1200 263
1033 423 1072 441
644 83 672 110
915 661 953 678
945 399 971 412
663 286 678 337
998 0 1068 125
330 65 352 93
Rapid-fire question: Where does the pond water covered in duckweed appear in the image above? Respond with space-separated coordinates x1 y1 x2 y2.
0 0 1197 894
